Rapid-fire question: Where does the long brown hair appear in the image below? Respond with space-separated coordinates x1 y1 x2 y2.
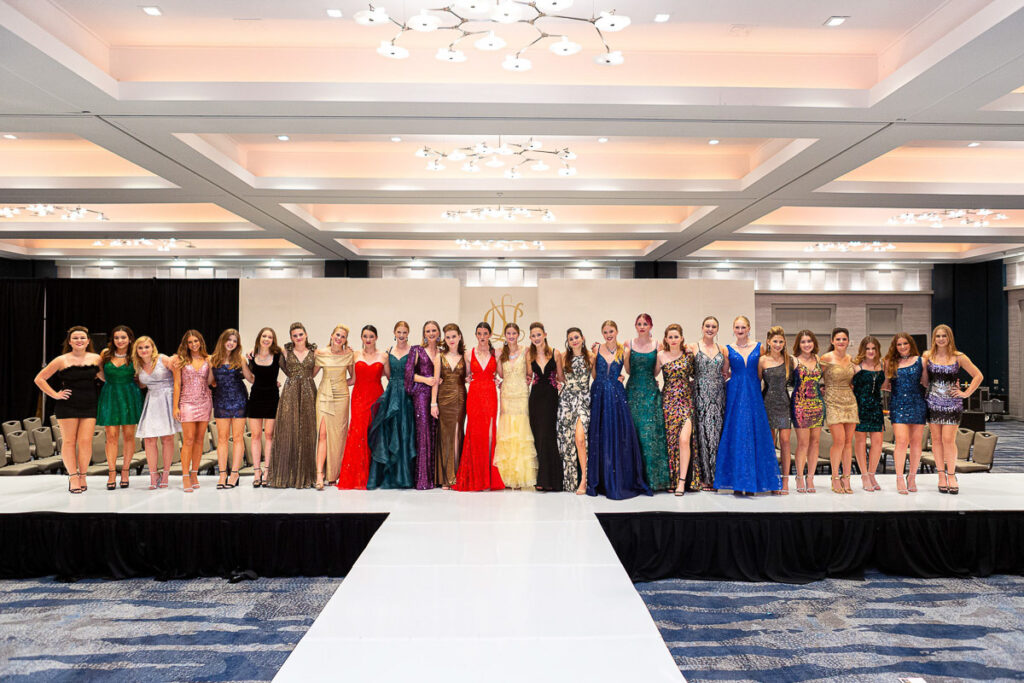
499 322 521 363
792 329 819 357
251 327 281 358
100 325 135 363
176 329 208 365
211 328 244 369
928 324 960 359
661 324 684 351
764 325 792 380
61 325 96 354
854 335 882 366
884 332 920 378
441 323 465 355
475 322 495 356
564 327 591 372
527 322 552 364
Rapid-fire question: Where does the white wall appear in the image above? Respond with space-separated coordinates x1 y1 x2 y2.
538 279 756 350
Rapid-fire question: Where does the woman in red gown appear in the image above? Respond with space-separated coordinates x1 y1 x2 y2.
338 325 388 489
454 322 505 491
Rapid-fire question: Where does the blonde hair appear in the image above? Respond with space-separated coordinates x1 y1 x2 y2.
928 324 960 358
394 320 410 333
733 315 751 329
763 325 792 380
421 320 441 347
331 324 350 351
211 328 245 369
131 336 158 373
600 320 624 362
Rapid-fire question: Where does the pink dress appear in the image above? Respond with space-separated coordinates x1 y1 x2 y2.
179 361 213 422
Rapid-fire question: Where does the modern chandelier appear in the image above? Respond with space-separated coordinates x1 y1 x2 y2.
355 1 631 71
442 206 555 221
888 209 1008 228
91 237 195 252
0 204 107 220
804 241 896 253
456 238 545 251
418 137 577 177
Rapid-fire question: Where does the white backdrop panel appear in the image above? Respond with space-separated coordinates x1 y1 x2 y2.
537 279 756 349
239 278 461 354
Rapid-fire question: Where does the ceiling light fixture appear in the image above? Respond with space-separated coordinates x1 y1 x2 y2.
92 237 194 252
708 139 720 145
391 136 402 142
2 134 17 140
456 239 546 252
276 135 290 141
888 209 1008 228
967 142 981 147
654 13 670 23
141 6 162 16
0 204 108 221
418 136 577 177
823 16 848 27
326 8 343 18
355 2 630 71
443 206 555 223
805 241 895 253
597 137 609 143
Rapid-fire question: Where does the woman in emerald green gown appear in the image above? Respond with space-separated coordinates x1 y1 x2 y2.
626 314 670 491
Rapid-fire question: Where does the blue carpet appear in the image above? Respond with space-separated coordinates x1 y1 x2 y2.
639 570 1024 682
983 420 1024 473
0 576 341 682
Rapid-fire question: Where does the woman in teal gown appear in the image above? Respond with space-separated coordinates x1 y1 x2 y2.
366 325 417 489
626 314 670 491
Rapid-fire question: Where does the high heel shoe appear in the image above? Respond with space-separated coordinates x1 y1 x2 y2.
806 475 816 493
907 473 917 493
148 470 159 490
106 468 117 491
778 476 789 496
252 467 262 488
183 474 193 493
831 475 844 494
315 471 325 491
190 469 200 489
795 475 807 493
861 474 873 491
120 466 130 489
937 470 948 494
841 474 853 494
947 472 959 495
217 471 227 490
226 472 240 489
870 473 881 491
159 469 169 488
69 470 84 494
896 474 908 495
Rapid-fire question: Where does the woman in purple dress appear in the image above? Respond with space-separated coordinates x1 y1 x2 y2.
406 321 441 490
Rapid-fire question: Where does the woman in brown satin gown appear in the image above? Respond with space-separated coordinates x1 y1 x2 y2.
432 323 467 489
266 322 318 489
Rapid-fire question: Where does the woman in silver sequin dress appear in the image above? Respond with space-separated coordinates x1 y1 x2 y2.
689 316 729 491
758 326 792 494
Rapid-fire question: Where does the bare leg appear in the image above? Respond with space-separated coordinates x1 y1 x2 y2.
145 437 160 488
104 425 119 488
794 427 809 492
893 423 909 493
263 419 276 481
216 418 231 486
854 431 871 490
250 418 264 482
674 419 693 494
120 425 136 486
807 429 820 492
840 423 855 492
868 431 883 489
181 422 199 491
159 435 174 487
316 418 328 489
58 418 83 491
229 417 245 486
190 421 207 487
828 422 844 487
574 418 587 495
777 428 791 494
907 424 923 492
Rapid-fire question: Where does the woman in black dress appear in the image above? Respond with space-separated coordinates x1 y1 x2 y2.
247 327 282 487
527 322 562 491
34 326 102 493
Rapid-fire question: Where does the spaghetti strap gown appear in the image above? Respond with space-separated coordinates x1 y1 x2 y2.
267 345 317 489
367 351 417 489
662 352 700 491
715 343 782 494
529 357 561 490
454 351 504 491
587 352 652 500
493 351 538 489
693 349 725 489
338 359 385 489
406 346 438 490
627 346 670 490
435 354 466 488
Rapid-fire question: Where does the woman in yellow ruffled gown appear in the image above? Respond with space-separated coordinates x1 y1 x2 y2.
493 322 537 488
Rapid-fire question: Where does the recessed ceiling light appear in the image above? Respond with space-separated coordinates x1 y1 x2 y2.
140 6 162 16
967 142 981 147
708 139 720 145
2 134 16 140
391 136 402 142
326 9 343 18
276 135 290 141
597 137 609 143
823 16 848 27
654 13 670 23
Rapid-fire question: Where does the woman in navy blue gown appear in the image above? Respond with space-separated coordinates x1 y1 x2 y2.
715 316 782 494
587 320 652 500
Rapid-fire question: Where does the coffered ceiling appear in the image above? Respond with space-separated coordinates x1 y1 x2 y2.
2 0 1024 263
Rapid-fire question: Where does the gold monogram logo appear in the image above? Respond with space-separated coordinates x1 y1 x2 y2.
483 294 525 338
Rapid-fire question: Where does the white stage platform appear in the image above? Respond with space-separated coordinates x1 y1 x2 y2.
3 473 1022 683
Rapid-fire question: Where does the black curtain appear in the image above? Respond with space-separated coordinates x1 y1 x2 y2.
0 280 45 421
44 279 239 360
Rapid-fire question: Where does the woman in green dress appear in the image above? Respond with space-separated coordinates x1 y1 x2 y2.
626 313 670 491
97 325 143 489
366 321 417 489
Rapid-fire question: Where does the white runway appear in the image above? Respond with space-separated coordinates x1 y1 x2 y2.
4 473 1022 683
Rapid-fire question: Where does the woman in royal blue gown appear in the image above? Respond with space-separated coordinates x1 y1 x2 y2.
715 316 782 494
587 320 652 500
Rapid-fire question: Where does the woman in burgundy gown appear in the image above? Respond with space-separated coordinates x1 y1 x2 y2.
337 326 387 489
406 321 441 490
455 322 505 491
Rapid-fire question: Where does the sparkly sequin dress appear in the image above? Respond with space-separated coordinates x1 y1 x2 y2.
493 351 538 488
760 362 792 430
587 350 652 500
853 368 884 433
627 346 670 491
889 357 927 425
212 364 248 419
693 348 726 489
434 353 466 488
338 358 385 489
178 361 212 423
556 353 591 492
926 359 963 425
715 343 781 494
267 344 317 489
529 356 561 490
367 350 417 490
791 360 825 429
406 345 438 490
822 360 859 425
661 352 700 491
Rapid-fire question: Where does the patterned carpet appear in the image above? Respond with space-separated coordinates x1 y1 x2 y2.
983 420 1024 472
640 570 1024 683
0 576 341 682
